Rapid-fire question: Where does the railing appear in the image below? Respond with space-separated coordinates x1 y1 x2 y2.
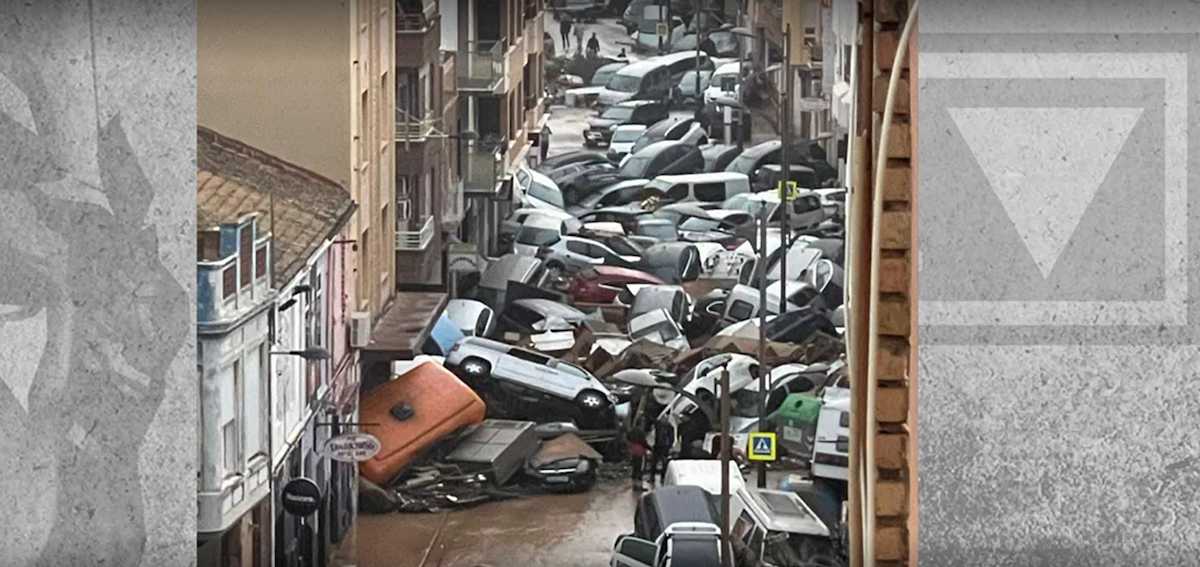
395 107 435 142
197 237 271 325
395 215 435 251
463 140 507 192
396 12 430 32
459 39 506 91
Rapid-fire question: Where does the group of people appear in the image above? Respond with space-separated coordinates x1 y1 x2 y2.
558 15 602 58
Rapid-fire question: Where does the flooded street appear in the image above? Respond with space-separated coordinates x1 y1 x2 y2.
352 477 637 567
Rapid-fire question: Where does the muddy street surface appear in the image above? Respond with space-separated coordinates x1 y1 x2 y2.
354 477 637 567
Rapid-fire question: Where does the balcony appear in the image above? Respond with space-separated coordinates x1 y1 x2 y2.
395 107 436 143
463 138 508 193
197 236 272 330
459 40 506 92
197 456 270 534
396 12 441 68
395 215 435 251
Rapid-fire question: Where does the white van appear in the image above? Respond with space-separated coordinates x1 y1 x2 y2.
703 61 742 104
648 172 751 205
662 459 748 518
811 387 849 483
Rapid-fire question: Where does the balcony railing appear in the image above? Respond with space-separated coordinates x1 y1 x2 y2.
459 39 506 91
395 215 435 251
197 237 271 325
396 13 430 32
395 107 435 143
463 138 507 193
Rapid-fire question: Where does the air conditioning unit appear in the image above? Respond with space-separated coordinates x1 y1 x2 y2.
349 311 371 349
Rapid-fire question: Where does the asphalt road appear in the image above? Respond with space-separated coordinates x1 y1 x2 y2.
350 476 639 567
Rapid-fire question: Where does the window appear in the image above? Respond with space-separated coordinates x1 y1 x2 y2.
222 420 238 473
839 411 850 428
239 227 253 287
565 240 589 255
694 182 727 202
222 265 237 300
836 435 849 453
665 184 688 202
259 343 269 451
243 347 262 459
728 300 754 320
255 244 268 282
310 265 325 349
508 348 551 365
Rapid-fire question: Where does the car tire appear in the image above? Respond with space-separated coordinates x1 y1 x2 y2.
458 357 491 382
544 260 567 278
575 390 611 428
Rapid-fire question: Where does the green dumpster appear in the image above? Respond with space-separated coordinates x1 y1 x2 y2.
768 393 823 457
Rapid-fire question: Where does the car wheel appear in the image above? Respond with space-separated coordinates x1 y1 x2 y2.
544 260 566 278
459 357 491 381
577 389 607 411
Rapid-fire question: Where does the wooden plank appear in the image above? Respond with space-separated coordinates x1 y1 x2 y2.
876 433 909 471
880 210 911 249
876 526 908 562
873 74 910 115
877 480 909 517
877 336 910 382
876 384 909 424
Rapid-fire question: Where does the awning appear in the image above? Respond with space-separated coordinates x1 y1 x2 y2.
360 291 448 360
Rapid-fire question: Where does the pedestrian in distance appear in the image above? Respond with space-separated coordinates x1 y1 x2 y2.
649 419 675 485
627 428 650 490
559 16 572 50
586 32 601 58
574 25 585 55
617 47 627 60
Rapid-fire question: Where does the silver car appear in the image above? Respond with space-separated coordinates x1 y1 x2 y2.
445 337 616 427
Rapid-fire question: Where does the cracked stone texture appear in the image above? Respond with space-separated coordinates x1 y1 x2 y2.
0 1 195 566
919 1 1200 565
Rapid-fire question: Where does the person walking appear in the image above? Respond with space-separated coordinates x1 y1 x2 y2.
586 32 601 58
616 47 627 60
573 25 585 55
559 16 572 50
627 428 650 490
649 419 675 485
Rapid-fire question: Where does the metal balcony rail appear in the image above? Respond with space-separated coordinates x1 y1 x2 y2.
459 39 507 90
395 215 435 251
395 107 435 142
463 137 507 192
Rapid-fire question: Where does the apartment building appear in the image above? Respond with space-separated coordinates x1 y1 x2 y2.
198 1 406 565
393 0 462 288
442 0 548 258
750 0 845 178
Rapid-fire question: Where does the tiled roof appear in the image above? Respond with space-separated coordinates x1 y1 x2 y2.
197 127 356 289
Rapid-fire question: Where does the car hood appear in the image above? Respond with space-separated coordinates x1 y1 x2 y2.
597 89 635 106
566 85 606 97
587 117 620 130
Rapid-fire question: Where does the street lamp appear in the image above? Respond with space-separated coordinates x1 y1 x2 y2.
270 348 331 361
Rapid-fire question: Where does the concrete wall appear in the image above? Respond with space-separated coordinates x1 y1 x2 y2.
198 0 352 189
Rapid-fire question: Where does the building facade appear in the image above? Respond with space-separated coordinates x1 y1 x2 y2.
443 0 548 259
394 0 462 288
196 213 275 567
197 128 357 567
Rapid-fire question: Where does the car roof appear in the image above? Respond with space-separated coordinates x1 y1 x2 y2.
645 485 719 526
711 61 741 75
614 59 667 77
593 265 665 282
512 298 586 318
652 50 708 66
615 99 662 108
739 139 783 158
653 171 748 184
635 139 689 156
522 214 564 230
479 254 542 289
595 61 628 73
613 124 649 133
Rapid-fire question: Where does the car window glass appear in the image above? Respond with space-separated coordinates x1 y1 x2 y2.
733 511 755 543
729 300 754 320
509 304 542 327
508 348 550 365
666 184 688 201
566 240 589 254
586 243 609 258
474 312 490 337
694 182 726 202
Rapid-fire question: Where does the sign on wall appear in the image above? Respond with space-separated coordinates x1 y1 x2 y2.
319 432 382 463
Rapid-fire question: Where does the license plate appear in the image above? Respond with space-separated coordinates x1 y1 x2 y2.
546 476 570 484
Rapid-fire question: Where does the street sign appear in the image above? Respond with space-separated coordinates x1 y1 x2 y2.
777 180 801 202
747 432 778 462
656 22 669 37
319 432 382 463
281 477 322 516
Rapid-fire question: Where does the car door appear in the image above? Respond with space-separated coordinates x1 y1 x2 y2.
564 239 602 269
611 535 657 567
498 348 556 394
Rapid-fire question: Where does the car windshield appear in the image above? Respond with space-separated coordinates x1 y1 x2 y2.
612 128 644 143
631 318 681 341
606 237 643 256
602 106 636 121
724 194 771 216
607 73 642 93
620 154 655 178
679 217 723 232
678 71 712 94
732 389 760 417
638 222 677 240
527 177 565 208
592 65 622 86
517 225 561 247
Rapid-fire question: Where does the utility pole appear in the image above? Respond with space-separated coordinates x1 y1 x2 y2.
718 362 733 567
694 0 703 112
754 208 768 490
778 23 792 315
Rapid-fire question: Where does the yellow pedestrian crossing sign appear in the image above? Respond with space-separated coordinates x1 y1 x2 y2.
747 432 777 462
777 180 801 202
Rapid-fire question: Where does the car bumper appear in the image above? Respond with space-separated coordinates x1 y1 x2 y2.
584 130 610 147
